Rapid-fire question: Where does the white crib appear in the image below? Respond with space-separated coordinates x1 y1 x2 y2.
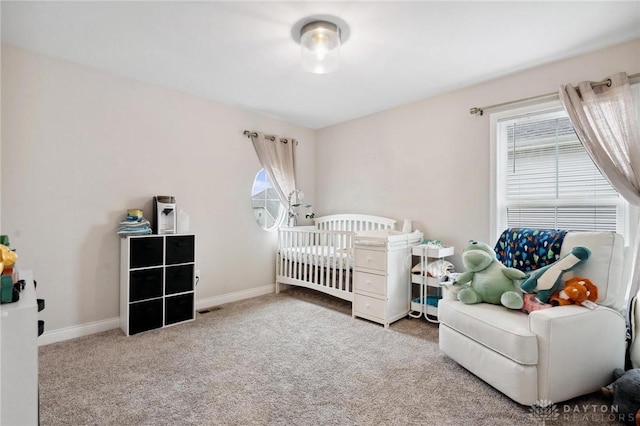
276 214 396 301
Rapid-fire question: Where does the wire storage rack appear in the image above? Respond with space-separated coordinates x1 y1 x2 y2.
409 244 454 323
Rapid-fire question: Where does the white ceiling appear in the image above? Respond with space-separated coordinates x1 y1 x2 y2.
2 1 639 129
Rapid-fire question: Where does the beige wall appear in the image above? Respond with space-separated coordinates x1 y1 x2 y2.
1 44 315 336
3 39 639 339
315 39 640 267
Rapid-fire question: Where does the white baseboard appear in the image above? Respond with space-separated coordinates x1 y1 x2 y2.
195 284 275 311
38 284 276 346
38 317 120 346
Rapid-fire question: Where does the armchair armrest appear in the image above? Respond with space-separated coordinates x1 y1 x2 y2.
529 305 625 402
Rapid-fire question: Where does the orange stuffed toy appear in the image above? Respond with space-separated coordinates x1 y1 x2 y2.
550 277 598 306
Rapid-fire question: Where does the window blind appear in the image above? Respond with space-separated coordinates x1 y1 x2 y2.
497 108 620 232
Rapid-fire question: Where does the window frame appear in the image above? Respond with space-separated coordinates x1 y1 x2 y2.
490 100 633 242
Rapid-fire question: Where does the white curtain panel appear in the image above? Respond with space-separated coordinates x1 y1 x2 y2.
250 132 296 208
560 73 640 204
560 72 640 368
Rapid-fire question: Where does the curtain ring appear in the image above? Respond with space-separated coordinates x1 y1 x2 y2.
606 79 612 87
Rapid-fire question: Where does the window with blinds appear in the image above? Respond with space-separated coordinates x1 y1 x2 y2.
495 107 622 233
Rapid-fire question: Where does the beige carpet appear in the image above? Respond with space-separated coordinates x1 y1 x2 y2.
39 288 619 425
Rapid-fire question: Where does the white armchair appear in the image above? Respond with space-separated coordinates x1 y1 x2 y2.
439 231 627 405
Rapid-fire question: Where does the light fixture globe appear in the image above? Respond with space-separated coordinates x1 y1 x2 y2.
300 20 341 74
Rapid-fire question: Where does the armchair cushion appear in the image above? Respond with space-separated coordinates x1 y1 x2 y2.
439 301 538 365
560 231 624 309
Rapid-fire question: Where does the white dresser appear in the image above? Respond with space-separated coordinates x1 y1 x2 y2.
0 270 39 426
352 230 422 328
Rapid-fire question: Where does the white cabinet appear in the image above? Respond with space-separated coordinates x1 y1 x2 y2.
0 270 39 426
352 230 422 328
409 245 454 323
120 234 196 335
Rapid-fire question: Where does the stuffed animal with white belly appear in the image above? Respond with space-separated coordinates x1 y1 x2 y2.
520 246 591 303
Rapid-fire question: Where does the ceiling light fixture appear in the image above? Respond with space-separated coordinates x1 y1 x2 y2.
300 20 341 74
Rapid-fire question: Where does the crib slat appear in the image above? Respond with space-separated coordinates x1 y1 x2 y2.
327 232 333 288
331 232 338 290
319 232 324 285
290 231 295 267
304 239 309 282
337 233 342 290
288 230 292 278
280 229 286 277
293 231 298 279
345 233 352 291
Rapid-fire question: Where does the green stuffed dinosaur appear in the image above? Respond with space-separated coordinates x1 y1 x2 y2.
520 245 591 303
453 241 526 310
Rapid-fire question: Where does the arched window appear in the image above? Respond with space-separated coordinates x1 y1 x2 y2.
251 169 285 231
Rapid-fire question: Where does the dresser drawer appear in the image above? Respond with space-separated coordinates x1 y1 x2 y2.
354 249 387 272
354 271 386 297
353 294 385 319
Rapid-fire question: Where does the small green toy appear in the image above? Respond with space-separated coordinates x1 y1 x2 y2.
520 246 591 303
453 241 527 310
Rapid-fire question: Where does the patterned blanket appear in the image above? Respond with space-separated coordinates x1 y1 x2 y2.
494 228 567 272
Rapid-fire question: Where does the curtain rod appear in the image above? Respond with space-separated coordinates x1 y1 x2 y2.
243 130 298 145
469 72 640 116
